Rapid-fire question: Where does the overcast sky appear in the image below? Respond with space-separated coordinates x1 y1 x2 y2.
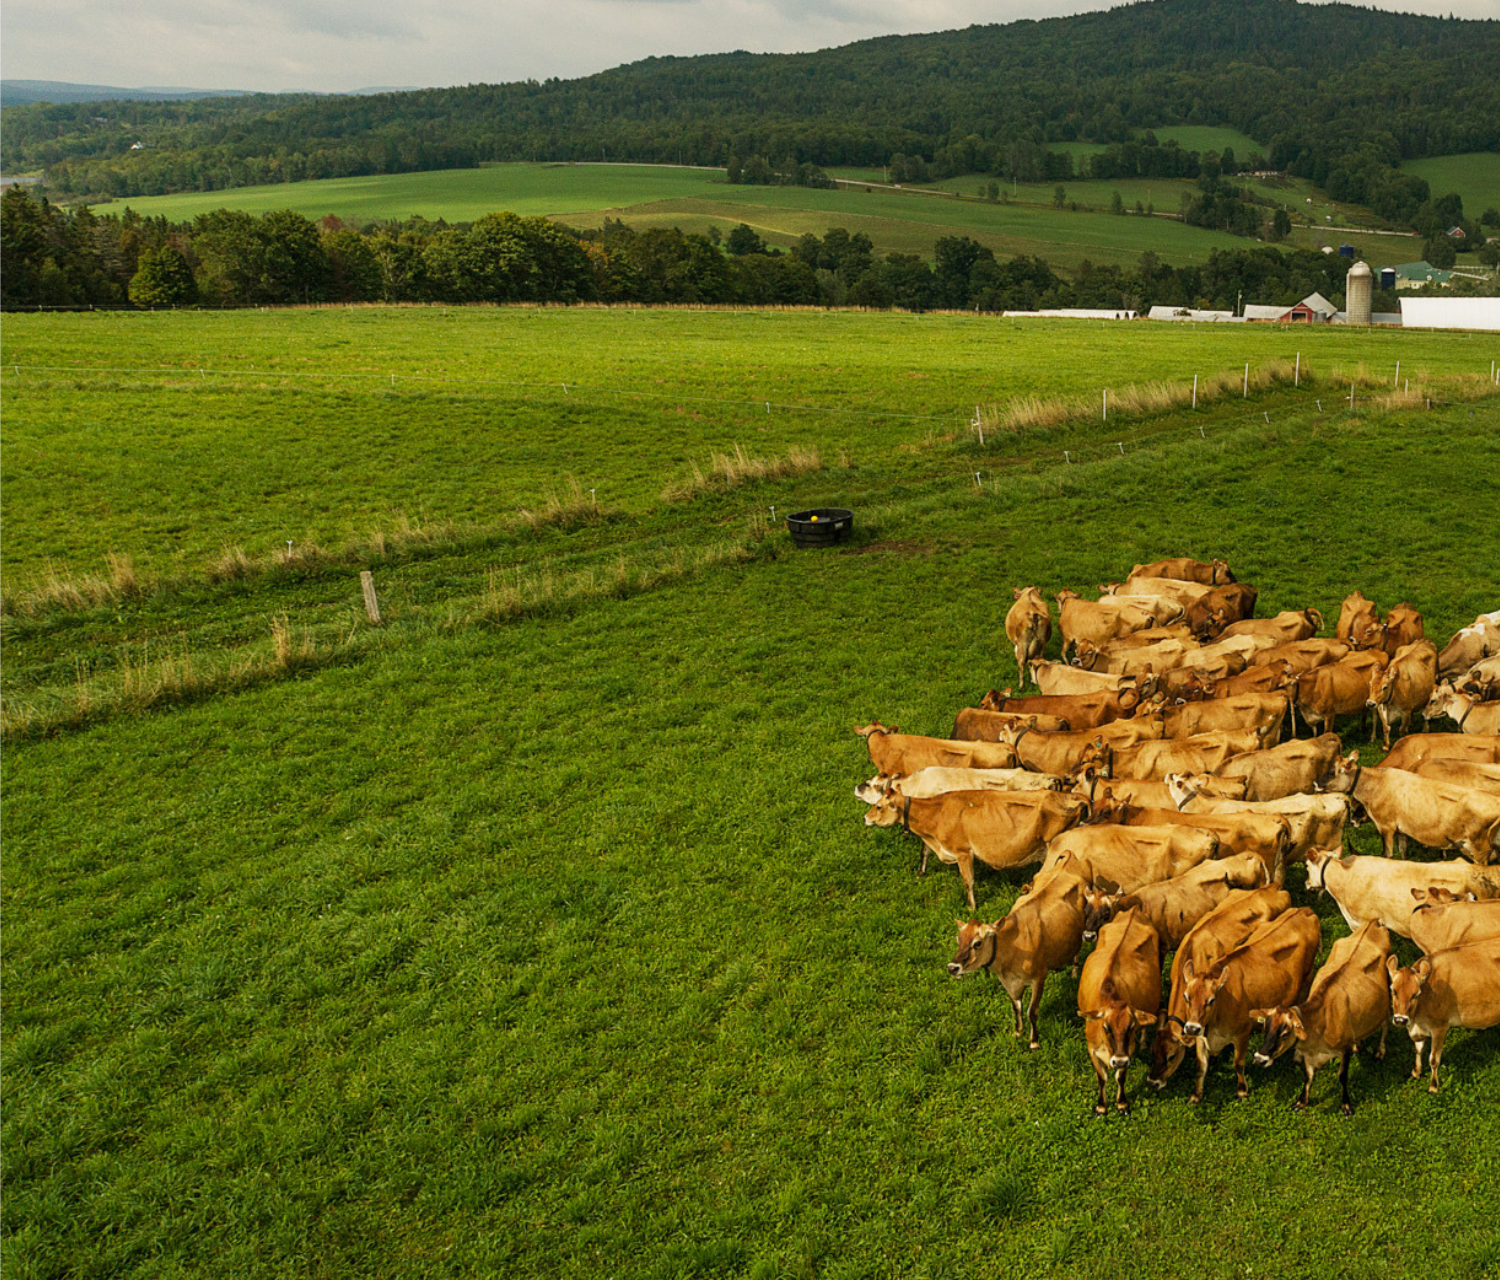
4 0 1497 95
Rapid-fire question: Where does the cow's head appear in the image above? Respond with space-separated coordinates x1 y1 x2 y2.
1225 853 1271 890
948 920 997 977
854 721 897 739
1303 847 1350 894
1072 640 1101 670
1388 955 1431 1026
1177 958 1229 1042
1211 559 1236 585
1055 588 1080 607
1164 772 1200 810
1352 617 1388 653
1082 980 1157 1068
979 688 1007 711
854 774 897 804
1317 750 1360 795
1080 885 1121 941
1250 1005 1305 1067
1304 608 1325 633
863 793 904 828
1423 683 1458 725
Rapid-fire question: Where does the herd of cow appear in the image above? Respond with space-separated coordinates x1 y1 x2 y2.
855 556 1500 1115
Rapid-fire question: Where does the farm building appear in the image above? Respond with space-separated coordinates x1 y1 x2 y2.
1389 261 1453 289
1003 308 1138 320
1399 296 1500 331
1241 291 1337 323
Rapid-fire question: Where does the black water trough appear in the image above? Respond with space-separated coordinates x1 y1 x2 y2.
786 507 854 548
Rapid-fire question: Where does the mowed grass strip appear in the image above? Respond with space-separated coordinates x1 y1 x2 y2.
4 318 1500 1277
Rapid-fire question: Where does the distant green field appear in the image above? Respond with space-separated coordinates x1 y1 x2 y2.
1151 125 1264 157
115 163 729 223
1402 152 1500 221
112 162 1257 270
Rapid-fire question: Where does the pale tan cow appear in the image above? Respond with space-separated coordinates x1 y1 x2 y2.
1437 612 1500 680
856 723 1020 776
1104 730 1263 781
1425 684 1500 738
1398 757 1500 797
1127 557 1235 585
854 766 1064 805
1081 854 1269 951
1377 732 1500 773
1217 609 1323 644
1005 587 1052 689
1303 849 1500 937
1408 890 1500 955
1038 823 1220 892
1055 589 1161 661
1335 590 1379 646
1388 939 1500 1093
1319 750 1500 863
1206 732 1343 800
1027 662 1140 697
1160 692 1290 747
1089 800 1291 884
1248 638 1350 675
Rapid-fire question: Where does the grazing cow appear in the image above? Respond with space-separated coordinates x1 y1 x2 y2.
1005 587 1052 689
1074 772 1248 813
1013 720 1162 776
1376 732 1500 773
1127 557 1236 585
1387 938 1500 1093
1081 854 1269 951
865 788 1088 908
1096 593 1187 626
1408 889 1500 955
1160 692 1290 747
854 766 1064 805
1217 609 1323 644
1027 662 1142 697
1425 684 1500 738
1318 751 1500 864
1206 732 1344 800
1073 638 1190 677
1303 849 1500 937
1168 774 1350 861
1247 638 1351 675
946 865 1089 1049
952 707 1071 741
1184 583 1259 638
1367 640 1439 748
1090 800 1291 884
1336 590 1379 646
1055 589 1161 661
1077 908 1162 1114
1175 907 1321 1102
1292 649 1389 737
1108 577 1213 608
1399 757 1500 797
1437 612 1500 680
1148 886 1292 1088
980 686 1146 731
1250 922 1393 1115
1038 822 1220 892
1104 730 1263 781
856 723 1020 776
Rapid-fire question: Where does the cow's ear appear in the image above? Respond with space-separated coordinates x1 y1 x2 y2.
1182 958 1195 981
1413 958 1432 981
1409 887 1426 901
1133 1010 1158 1028
1385 955 1401 981
1081 1009 1106 1021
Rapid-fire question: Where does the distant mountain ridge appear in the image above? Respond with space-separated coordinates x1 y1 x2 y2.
3 0 1496 219
0 80 421 108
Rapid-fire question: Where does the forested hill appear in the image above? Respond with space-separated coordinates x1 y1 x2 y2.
6 0 1498 210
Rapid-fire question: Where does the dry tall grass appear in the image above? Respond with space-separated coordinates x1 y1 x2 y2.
662 444 822 501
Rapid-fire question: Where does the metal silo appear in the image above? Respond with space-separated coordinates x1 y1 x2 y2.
1346 260 1373 326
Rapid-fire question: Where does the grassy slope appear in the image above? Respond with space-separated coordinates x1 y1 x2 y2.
112 162 1254 269
4 310 1500 1280
1402 152 1500 222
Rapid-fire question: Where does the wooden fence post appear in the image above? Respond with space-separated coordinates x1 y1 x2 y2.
360 571 382 625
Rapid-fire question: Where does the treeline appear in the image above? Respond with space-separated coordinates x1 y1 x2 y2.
4 0 1497 236
4 185 1418 316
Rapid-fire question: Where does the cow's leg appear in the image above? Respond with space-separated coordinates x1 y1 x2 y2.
1189 1039 1210 1103
1114 1064 1130 1114
1338 1048 1356 1115
1233 1035 1252 1099
959 853 976 910
1427 1028 1446 1095
1410 1034 1428 1081
1025 975 1046 1050
1375 1022 1388 1062
1091 1054 1108 1115
1294 1059 1315 1111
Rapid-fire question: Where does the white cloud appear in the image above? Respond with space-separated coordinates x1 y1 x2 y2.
3 0 1496 94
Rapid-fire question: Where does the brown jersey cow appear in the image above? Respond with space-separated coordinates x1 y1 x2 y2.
1176 907 1322 1103
1388 938 1500 1093
1292 649 1389 737
1336 590 1379 646
1204 731 1344 800
1408 890 1500 955
1399 757 1500 797
1250 922 1393 1115
1081 854 1269 950
1161 692 1289 747
946 865 1089 1049
1184 583 1259 638
980 686 1146 732
1376 732 1500 773
1105 730 1262 780
865 788 1088 908
1247 638 1351 675
1005 587 1052 689
951 707 1071 741
1091 801 1291 884
1127 557 1236 585
1425 685 1500 738
856 723 1020 776
1077 908 1162 1114
1217 609 1323 644
1055 589 1161 661
1038 822 1221 892
1012 720 1162 776
1367 639 1438 749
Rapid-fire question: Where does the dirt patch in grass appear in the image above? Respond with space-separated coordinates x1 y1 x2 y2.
842 538 934 557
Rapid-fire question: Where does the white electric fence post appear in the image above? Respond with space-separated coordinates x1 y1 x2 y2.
1295 352 1300 387
1192 374 1198 409
1243 362 1249 397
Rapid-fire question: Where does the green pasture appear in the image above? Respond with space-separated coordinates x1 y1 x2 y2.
112 161 1252 269
3 307 1500 1279
114 162 729 223
1402 152 1500 222
1151 126 1264 158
